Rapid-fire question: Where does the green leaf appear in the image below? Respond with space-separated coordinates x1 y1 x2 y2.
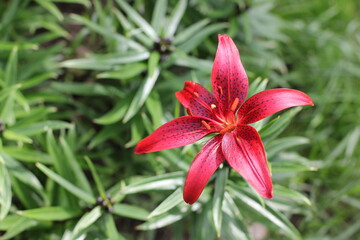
229 185 302 240
113 203 149 221
173 18 210 45
122 172 184 194
0 91 15 124
177 23 228 53
113 9 153 47
145 91 163 128
2 130 33 144
115 0 158 40
4 46 18 86
166 0 187 37
52 0 90 6
84 156 106 198
271 161 317 173
213 167 228 237
60 138 93 196
151 0 167 34
170 52 212 72
124 117 145 148
136 202 192 231
97 63 147 81
0 42 38 50
52 82 107 96
3 147 52 164
70 14 145 51
247 77 269 97
274 185 311 206
0 215 38 240
36 163 95 204
123 52 160 122
35 0 64 21
0 161 12 220
148 188 183 218
1 154 44 196
17 206 82 221
259 107 302 139
88 123 123 149
94 99 129 125
60 51 150 70
70 206 102 240
102 214 126 240
20 72 56 89
222 193 253 240
266 137 310 158
8 121 72 137
0 0 20 33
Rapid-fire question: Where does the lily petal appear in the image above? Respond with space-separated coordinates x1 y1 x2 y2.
183 135 224 204
175 81 217 119
134 116 214 154
238 88 314 124
222 125 273 198
212 34 248 114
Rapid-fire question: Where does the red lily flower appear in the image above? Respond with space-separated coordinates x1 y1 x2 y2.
135 34 314 204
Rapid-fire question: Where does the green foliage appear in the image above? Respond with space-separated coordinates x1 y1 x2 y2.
0 0 359 239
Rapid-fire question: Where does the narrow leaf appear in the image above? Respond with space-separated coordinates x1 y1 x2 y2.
166 0 187 37
0 162 12 220
0 215 37 240
36 163 95 204
8 121 72 137
122 172 183 194
4 46 18 86
229 185 302 240
115 0 158 40
113 203 149 220
151 0 167 34
123 52 160 122
84 156 106 198
213 167 228 237
17 206 82 221
173 18 210 45
60 51 150 70
148 188 183 218
71 206 102 240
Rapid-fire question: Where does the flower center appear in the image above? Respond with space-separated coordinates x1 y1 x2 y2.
202 97 239 134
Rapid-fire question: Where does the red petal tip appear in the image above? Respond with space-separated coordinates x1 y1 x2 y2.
262 188 274 199
183 194 197 205
133 146 142 155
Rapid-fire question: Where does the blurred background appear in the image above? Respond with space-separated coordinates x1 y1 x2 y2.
0 0 359 239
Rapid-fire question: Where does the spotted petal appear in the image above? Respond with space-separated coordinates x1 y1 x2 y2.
175 81 217 119
238 88 314 124
212 34 248 114
183 135 224 204
222 125 273 198
134 116 214 154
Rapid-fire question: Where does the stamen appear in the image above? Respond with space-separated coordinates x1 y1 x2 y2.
230 97 239 112
218 86 223 95
186 108 193 116
211 104 216 109
193 91 199 97
201 120 212 130
219 124 236 134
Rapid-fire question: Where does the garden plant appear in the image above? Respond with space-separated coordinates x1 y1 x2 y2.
0 0 359 239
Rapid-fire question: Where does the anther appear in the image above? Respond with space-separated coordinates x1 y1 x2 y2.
230 98 239 112
219 124 236 134
186 108 193 116
218 86 223 95
201 120 212 130
211 104 216 109
193 91 199 97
